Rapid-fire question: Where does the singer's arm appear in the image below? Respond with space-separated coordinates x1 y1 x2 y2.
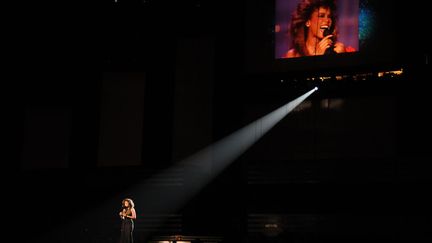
127 208 137 219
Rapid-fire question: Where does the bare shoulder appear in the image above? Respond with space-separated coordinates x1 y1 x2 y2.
285 49 298 58
334 42 346 53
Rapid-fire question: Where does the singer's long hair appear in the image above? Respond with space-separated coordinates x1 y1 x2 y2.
121 198 135 215
289 0 338 56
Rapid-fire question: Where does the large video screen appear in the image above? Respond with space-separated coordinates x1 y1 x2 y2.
244 0 397 73
275 0 359 59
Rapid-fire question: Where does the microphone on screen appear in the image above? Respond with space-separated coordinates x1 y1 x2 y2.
322 26 336 55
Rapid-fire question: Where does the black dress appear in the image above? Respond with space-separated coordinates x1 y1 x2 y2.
119 211 134 243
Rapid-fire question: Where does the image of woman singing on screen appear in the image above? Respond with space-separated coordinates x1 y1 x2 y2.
281 0 356 58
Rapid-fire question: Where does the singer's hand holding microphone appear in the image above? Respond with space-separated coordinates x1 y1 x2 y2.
321 26 336 55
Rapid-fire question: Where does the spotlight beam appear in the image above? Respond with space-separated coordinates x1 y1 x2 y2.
135 87 318 214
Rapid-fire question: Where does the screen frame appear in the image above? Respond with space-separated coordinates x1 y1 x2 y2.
244 0 399 75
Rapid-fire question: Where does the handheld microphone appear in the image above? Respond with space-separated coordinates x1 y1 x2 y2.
323 27 332 38
322 27 336 55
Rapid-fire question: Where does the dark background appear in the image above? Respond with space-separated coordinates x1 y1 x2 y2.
9 0 431 242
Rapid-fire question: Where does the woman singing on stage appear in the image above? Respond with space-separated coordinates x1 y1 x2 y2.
119 198 136 243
